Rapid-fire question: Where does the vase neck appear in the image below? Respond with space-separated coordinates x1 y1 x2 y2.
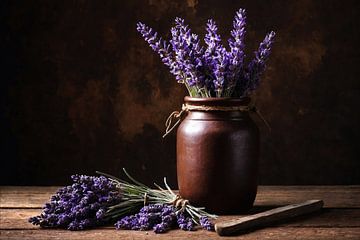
184 96 251 108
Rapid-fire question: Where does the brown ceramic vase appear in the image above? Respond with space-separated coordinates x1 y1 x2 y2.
177 97 259 214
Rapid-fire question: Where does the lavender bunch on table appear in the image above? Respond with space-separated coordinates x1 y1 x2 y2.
136 8 276 98
104 169 217 232
29 169 217 233
28 175 122 230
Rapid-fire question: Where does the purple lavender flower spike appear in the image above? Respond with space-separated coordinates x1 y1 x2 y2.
205 19 229 96
115 215 143 230
204 19 222 55
29 175 122 230
170 18 205 89
229 9 246 65
170 24 189 84
200 216 214 231
115 203 177 234
136 22 181 81
152 205 177 233
176 212 195 231
245 31 276 93
213 48 229 97
174 17 204 60
137 9 275 97
227 9 246 93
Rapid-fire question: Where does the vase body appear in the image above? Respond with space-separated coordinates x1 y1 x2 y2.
177 97 259 214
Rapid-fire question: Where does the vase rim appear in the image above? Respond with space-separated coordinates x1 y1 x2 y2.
184 96 251 106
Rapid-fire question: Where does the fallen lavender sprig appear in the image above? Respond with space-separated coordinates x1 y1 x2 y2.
137 8 275 98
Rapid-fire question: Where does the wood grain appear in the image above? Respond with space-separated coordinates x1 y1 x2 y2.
0 186 60 208
1 228 360 240
1 209 360 230
256 186 360 208
1 186 359 239
1 186 359 208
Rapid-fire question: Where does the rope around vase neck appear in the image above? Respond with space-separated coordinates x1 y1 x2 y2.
162 103 271 138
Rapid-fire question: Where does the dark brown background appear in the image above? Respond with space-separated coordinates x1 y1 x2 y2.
1 0 359 186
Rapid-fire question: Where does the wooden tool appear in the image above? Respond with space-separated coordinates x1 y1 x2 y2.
215 199 324 236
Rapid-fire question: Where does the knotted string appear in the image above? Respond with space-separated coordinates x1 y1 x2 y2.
163 103 271 138
163 107 187 138
170 194 189 212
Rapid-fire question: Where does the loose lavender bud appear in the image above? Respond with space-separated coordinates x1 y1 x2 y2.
29 175 122 230
199 216 214 231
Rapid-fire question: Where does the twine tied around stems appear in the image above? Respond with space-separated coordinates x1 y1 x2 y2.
162 103 271 138
170 194 189 212
144 192 189 211
143 193 149 206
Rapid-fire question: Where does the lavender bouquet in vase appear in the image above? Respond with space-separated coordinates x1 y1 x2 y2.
136 9 275 99
137 9 275 214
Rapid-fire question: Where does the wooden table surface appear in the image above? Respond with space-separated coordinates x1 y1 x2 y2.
1 186 359 239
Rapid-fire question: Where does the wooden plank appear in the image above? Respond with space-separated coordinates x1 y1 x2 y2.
1 208 359 230
1 186 359 209
256 186 360 208
1 209 40 230
0 186 60 208
215 200 324 236
1 186 359 239
1 228 360 240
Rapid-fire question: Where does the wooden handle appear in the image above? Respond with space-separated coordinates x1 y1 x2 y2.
215 199 324 236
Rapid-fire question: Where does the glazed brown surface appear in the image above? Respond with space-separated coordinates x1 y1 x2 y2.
1 0 360 185
177 98 259 213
